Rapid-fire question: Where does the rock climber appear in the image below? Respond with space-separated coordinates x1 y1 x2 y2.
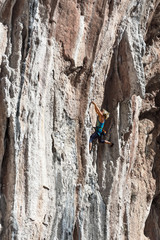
89 101 113 153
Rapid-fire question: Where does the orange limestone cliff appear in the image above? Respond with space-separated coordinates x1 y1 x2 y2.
0 0 160 239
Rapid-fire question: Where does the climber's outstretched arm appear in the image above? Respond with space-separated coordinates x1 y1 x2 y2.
91 101 103 118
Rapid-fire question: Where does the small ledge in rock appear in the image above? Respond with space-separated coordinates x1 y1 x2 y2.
42 222 48 227
43 185 50 190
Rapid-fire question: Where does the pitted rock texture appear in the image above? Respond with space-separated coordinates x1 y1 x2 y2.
0 0 160 239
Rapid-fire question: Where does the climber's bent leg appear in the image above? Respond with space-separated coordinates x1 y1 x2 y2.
104 140 114 147
89 132 99 152
104 140 111 144
99 138 114 147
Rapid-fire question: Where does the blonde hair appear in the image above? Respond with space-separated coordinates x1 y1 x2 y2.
102 109 110 119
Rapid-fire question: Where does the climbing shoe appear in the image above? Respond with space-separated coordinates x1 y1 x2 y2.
110 142 114 147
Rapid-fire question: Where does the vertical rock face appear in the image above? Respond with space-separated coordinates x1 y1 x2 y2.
0 0 160 239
